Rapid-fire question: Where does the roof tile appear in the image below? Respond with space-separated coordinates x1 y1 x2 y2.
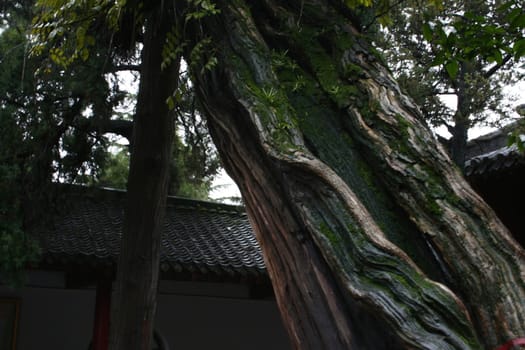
33 187 266 278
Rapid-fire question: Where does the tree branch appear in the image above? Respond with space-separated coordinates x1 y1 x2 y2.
484 54 512 78
362 0 406 31
105 64 142 73
73 117 133 141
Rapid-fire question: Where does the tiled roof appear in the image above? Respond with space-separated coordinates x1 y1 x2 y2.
465 140 525 176
465 127 525 177
33 186 266 278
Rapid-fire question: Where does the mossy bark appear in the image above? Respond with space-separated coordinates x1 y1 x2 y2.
188 0 525 348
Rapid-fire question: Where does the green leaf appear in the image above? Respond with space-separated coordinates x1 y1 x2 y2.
174 89 183 104
507 133 517 147
431 52 446 66
497 1 513 13
76 26 86 48
344 0 372 8
514 39 525 59
488 49 503 64
422 23 433 41
86 35 95 46
445 60 459 79
446 32 457 47
81 47 89 61
510 13 525 30
436 26 447 41
507 8 524 29
166 96 175 110
428 0 443 10
507 133 524 153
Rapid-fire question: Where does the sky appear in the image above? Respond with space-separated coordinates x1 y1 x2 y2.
209 169 241 202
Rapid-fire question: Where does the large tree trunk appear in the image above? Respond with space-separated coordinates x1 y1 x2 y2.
186 0 525 348
108 4 179 350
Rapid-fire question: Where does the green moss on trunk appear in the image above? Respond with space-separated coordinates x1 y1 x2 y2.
187 0 525 348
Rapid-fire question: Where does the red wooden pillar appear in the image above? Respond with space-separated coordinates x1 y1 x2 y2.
92 278 112 350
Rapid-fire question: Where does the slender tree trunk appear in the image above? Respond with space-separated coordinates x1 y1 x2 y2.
449 116 468 170
187 0 525 348
108 5 179 350
450 62 473 170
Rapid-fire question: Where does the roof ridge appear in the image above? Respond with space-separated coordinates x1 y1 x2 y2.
165 195 245 214
54 183 245 214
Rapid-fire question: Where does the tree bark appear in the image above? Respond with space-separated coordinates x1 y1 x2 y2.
449 116 468 170
187 0 525 348
449 60 474 170
108 4 179 350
